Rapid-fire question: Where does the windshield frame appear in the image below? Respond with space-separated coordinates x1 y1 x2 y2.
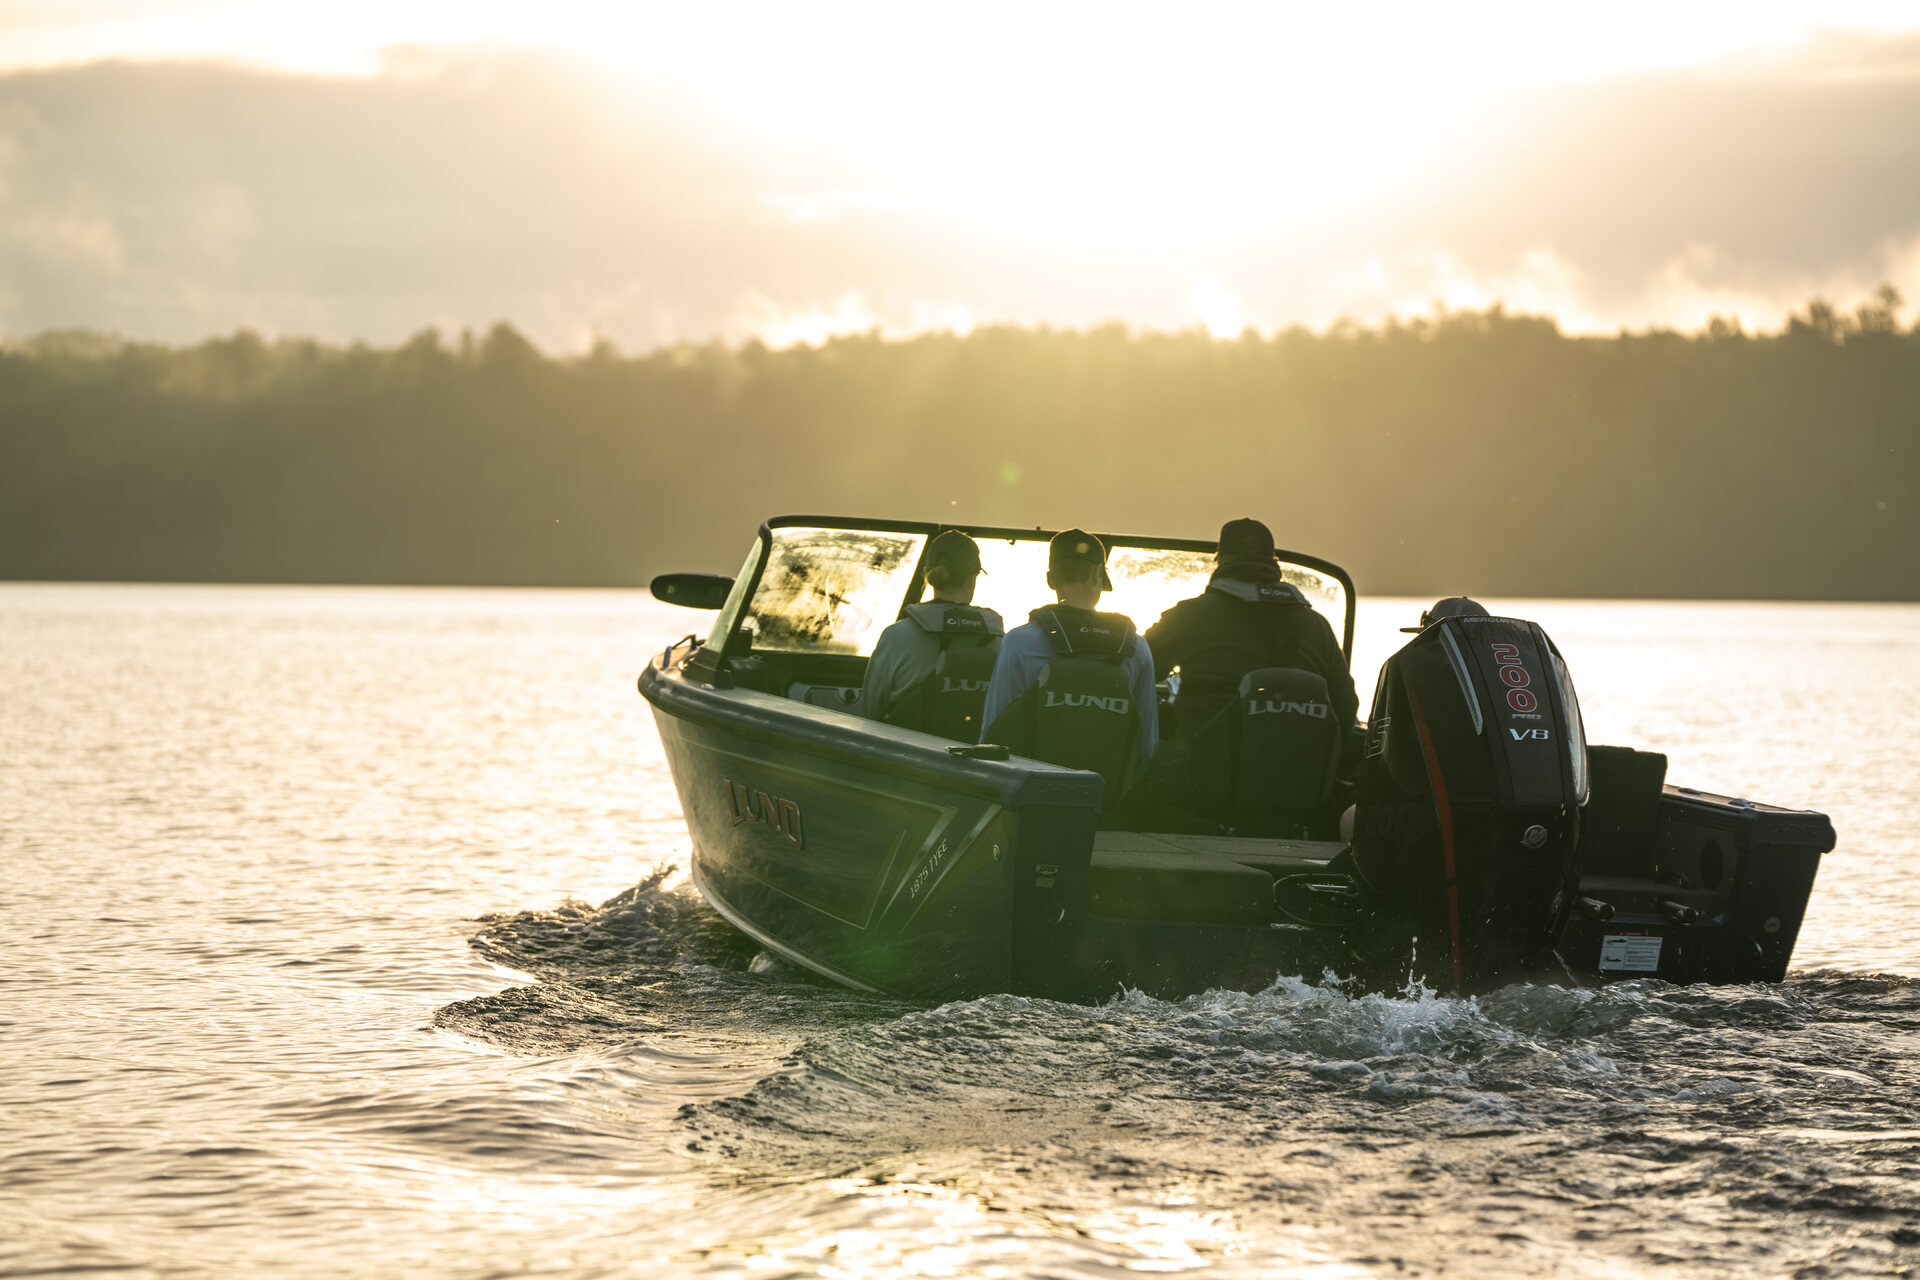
708 514 1357 667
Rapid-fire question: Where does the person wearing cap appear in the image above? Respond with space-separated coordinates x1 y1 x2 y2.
978 528 1159 773
862 530 1004 728
862 531 998 723
1143 517 1359 742
1401 596 1490 633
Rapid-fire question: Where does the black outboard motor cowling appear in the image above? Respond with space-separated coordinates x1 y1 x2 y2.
1350 615 1589 991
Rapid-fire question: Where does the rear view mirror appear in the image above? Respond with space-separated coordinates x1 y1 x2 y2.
650 573 734 609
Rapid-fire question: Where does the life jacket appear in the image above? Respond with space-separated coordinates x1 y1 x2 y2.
983 606 1142 806
1207 576 1309 608
1166 573 1320 738
883 603 1004 740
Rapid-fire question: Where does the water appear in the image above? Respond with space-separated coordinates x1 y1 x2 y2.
4 584 1918 1278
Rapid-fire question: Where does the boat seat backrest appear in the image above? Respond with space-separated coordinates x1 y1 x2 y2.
1580 745 1669 877
983 658 1141 807
1190 666 1342 837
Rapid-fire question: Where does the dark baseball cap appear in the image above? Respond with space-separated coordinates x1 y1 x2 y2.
1049 528 1113 591
1401 596 1490 632
925 529 983 576
1217 517 1276 564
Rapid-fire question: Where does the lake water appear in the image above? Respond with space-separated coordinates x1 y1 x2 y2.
4 584 1918 1279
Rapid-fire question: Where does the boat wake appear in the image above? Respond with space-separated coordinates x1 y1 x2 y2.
434 870 910 1055
438 878 1920 1277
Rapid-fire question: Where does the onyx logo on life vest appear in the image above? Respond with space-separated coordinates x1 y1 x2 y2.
1249 699 1329 718
1042 691 1130 714
724 779 804 850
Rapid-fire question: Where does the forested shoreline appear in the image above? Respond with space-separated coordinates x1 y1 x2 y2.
3 300 1916 600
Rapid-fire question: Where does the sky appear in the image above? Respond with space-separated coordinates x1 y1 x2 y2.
3 1 1920 350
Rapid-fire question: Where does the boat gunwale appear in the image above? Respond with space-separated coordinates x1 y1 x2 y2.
640 656 1107 811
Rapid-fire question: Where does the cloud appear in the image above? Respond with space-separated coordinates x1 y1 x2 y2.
2 35 1920 346
760 190 915 225
725 291 977 349
1314 248 1596 331
1301 237 1920 336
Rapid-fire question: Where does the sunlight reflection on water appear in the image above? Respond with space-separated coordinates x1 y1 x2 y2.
2 584 1917 1280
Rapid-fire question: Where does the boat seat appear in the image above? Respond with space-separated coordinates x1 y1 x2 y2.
1086 842 1276 926
1185 667 1344 838
1581 745 1669 877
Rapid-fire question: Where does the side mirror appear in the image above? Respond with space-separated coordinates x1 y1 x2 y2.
650 573 734 610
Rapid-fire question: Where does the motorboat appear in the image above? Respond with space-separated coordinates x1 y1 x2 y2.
639 516 1834 1002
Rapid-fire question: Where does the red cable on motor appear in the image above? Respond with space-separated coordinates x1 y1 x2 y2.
1405 684 1465 993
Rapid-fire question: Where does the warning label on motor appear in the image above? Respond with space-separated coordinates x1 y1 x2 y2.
1599 933 1663 973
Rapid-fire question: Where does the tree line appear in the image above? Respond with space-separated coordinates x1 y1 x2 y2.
3 294 1916 600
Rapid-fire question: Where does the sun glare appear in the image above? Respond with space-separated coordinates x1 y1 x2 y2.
1190 277 1244 340
15 3 1920 242
6 1 1920 343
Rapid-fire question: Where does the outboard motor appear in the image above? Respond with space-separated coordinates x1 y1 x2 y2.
983 607 1143 814
1349 614 1590 991
883 603 1003 740
1187 667 1345 838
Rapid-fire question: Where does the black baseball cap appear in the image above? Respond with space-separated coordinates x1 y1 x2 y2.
1401 596 1490 632
1217 518 1275 564
1049 528 1113 591
925 529 983 576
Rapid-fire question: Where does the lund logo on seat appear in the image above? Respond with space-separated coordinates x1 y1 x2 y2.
725 779 804 849
1249 699 1329 718
941 677 988 693
1042 691 1130 714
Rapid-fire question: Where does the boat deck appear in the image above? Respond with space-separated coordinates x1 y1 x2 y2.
1086 831 1342 925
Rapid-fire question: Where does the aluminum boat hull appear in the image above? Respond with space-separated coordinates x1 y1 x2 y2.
641 648 1833 1002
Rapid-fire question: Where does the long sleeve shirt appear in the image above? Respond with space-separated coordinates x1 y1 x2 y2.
860 619 943 723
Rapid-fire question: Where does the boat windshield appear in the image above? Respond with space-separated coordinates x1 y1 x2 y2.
745 527 929 655
738 521 1352 661
968 540 1347 649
